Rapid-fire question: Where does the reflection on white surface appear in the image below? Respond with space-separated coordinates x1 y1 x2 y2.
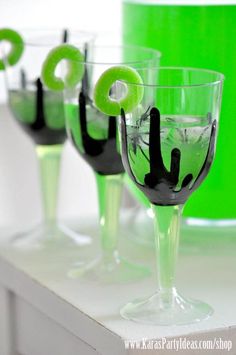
185 218 236 227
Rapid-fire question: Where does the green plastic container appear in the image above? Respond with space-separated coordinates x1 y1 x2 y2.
123 0 236 221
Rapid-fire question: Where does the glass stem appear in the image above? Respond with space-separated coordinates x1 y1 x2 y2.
95 173 123 265
151 204 183 305
36 145 63 225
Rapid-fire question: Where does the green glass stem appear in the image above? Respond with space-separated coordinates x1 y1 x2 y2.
151 204 183 305
95 173 123 266
36 145 63 225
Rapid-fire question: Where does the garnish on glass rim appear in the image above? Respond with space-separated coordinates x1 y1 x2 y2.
41 44 84 91
0 28 24 70
94 66 144 116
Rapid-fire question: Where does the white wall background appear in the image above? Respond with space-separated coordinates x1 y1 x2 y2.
0 0 122 227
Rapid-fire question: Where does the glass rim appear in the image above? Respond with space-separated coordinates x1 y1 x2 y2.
13 28 96 47
62 44 162 65
118 66 225 88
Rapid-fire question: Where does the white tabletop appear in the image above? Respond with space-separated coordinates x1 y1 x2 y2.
0 220 236 354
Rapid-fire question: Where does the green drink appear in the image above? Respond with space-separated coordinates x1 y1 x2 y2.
127 114 211 193
2 28 95 250
65 103 124 175
123 0 235 220
66 104 110 149
9 87 66 145
119 66 223 323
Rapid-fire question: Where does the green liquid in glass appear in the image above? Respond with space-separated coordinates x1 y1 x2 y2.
127 115 211 205
65 103 110 150
65 103 123 175
9 89 66 145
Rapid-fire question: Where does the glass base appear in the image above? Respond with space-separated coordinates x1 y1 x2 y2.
68 252 151 284
120 288 213 325
9 222 92 250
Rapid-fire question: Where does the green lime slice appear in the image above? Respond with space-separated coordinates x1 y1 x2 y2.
0 28 24 70
41 44 84 91
94 66 144 116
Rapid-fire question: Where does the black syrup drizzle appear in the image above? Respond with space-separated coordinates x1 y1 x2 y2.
121 107 217 206
20 69 26 89
17 78 66 145
81 42 89 96
70 92 124 175
62 29 68 43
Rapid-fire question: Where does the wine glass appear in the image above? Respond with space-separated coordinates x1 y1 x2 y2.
3 29 94 249
117 66 224 324
63 45 161 282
